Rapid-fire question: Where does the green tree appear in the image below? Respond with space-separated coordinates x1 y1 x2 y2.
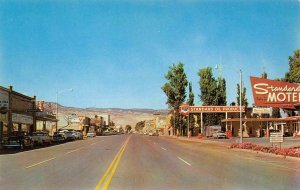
198 67 218 126
237 84 248 108
135 121 145 131
187 82 195 135
125 125 132 133
285 49 300 83
272 108 281 118
216 77 227 124
162 62 188 134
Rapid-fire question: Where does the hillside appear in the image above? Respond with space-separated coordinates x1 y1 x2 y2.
44 102 168 127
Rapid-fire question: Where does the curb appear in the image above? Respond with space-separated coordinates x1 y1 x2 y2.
162 135 300 161
230 147 300 161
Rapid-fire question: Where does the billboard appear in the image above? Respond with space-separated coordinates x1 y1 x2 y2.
250 76 300 109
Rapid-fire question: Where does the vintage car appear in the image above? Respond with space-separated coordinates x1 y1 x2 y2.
31 131 53 146
2 131 33 149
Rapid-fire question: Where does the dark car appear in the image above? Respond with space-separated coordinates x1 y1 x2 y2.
52 133 66 143
2 131 33 149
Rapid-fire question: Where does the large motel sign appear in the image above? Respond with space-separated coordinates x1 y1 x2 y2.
179 105 245 135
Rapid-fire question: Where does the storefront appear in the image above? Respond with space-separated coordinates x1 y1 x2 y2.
0 86 36 141
0 87 9 142
36 112 58 135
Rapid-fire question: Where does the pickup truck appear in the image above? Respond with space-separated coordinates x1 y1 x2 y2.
31 132 53 146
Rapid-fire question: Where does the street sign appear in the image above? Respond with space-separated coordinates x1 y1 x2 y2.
270 132 283 143
179 104 190 116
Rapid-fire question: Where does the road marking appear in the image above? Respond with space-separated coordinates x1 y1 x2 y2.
91 142 97 146
177 156 191 166
161 147 167 151
65 148 80 154
25 157 56 169
95 136 131 190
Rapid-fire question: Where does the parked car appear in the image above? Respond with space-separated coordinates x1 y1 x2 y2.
52 133 66 143
65 131 76 141
87 131 96 137
76 131 83 140
2 131 33 149
212 131 227 139
31 132 53 146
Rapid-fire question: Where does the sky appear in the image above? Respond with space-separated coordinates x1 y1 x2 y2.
0 0 299 109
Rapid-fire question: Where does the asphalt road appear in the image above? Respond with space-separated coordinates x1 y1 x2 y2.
1 134 300 190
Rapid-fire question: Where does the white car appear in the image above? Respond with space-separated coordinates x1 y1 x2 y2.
212 131 227 139
87 131 96 137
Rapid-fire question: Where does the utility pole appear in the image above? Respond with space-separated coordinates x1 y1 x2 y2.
240 69 243 143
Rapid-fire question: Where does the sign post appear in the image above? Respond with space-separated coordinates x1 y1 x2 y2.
270 132 284 148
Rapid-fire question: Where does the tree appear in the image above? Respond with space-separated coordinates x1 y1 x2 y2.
187 82 195 135
285 49 300 83
187 82 194 106
162 62 188 134
198 67 218 126
237 84 248 108
135 121 145 131
216 77 227 124
125 125 132 133
216 77 227 106
272 108 281 118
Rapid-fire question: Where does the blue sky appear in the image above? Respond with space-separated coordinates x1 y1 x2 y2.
0 1 299 109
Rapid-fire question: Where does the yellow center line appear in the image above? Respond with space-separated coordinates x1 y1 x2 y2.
95 136 131 190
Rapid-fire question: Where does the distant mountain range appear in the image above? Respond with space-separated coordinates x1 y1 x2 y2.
44 102 168 127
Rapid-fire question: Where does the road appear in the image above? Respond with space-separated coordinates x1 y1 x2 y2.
1 134 300 190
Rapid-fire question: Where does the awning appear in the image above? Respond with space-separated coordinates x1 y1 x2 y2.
222 117 298 123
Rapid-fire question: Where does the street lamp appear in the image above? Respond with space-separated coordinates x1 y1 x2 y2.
239 69 243 143
56 88 73 132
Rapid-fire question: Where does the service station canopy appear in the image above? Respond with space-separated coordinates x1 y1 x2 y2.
179 105 245 116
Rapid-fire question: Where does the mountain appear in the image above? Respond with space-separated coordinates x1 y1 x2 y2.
43 102 168 127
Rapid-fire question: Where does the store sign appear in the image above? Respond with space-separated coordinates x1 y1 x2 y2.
179 105 245 113
252 107 271 115
12 113 33 125
250 76 300 109
0 90 9 112
37 101 44 111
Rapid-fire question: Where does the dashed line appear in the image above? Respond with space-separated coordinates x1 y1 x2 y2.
177 157 191 166
25 157 56 169
65 148 80 154
91 142 97 146
161 147 167 151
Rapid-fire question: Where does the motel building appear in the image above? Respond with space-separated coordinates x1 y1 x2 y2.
221 76 300 138
222 108 300 138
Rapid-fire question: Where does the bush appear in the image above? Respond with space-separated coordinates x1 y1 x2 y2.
230 142 300 158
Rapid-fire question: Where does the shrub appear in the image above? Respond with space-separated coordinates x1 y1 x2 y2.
230 142 300 158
